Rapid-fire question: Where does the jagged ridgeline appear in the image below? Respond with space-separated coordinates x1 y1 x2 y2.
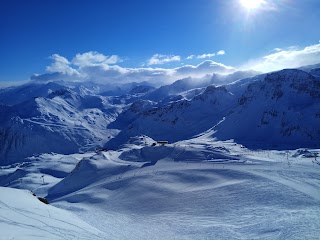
0 67 319 164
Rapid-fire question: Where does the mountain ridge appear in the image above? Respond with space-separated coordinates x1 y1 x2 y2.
0 66 319 163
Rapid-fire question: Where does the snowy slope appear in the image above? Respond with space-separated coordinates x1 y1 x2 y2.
299 63 320 73
39 139 320 240
143 75 212 102
0 187 105 239
1 67 317 163
2 139 319 239
310 68 320 77
0 152 96 196
107 69 320 150
0 88 121 164
100 81 155 96
1 64 320 239
213 69 320 148
107 85 237 148
129 85 155 94
0 82 65 106
142 70 259 102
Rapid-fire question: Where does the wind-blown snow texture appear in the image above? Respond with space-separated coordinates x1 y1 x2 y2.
0 66 320 239
2 139 319 239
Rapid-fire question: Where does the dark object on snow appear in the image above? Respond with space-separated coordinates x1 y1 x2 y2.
157 141 168 145
38 197 49 204
95 147 108 153
151 142 157 146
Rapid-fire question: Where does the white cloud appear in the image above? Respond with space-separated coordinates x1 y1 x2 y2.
46 54 79 76
32 52 236 85
245 43 320 72
197 53 215 59
72 51 121 67
217 50 225 55
272 48 282 52
176 60 235 76
147 54 181 65
33 43 320 85
186 55 194 60
196 50 225 59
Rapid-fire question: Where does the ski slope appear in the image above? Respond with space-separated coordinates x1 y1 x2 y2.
1 135 319 239
38 139 319 240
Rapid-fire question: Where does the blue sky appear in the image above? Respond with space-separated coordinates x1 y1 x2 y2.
1 0 320 83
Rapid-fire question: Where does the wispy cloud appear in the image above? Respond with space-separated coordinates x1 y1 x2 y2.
72 51 122 67
244 42 320 72
186 55 194 60
196 50 225 59
272 48 282 52
197 53 215 59
147 54 181 65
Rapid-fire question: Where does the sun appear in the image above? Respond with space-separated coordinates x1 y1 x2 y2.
240 0 264 10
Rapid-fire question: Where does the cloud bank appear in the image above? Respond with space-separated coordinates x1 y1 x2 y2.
246 43 320 72
32 52 236 85
31 43 320 85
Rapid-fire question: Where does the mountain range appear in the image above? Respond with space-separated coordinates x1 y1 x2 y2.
0 66 319 164
1 65 320 239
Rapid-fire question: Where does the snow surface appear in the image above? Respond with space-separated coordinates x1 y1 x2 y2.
49 140 320 239
0 187 105 239
1 65 320 239
213 69 320 148
0 88 121 163
2 137 319 239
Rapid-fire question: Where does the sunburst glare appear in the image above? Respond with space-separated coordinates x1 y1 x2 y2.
240 0 265 10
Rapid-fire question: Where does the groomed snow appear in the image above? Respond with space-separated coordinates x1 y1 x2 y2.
39 138 320 240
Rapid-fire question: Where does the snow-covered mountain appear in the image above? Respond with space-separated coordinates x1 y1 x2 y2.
1 65 320 239
107 68 320 150
0 79 155 105
143 70 259 102
107 85 236 148
213 69 320 148
309 68 320 77
0 82 65 106
100 81 155 96
0 66 319 164
0 88 121 163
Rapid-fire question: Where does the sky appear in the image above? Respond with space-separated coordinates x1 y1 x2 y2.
1 0 320 84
